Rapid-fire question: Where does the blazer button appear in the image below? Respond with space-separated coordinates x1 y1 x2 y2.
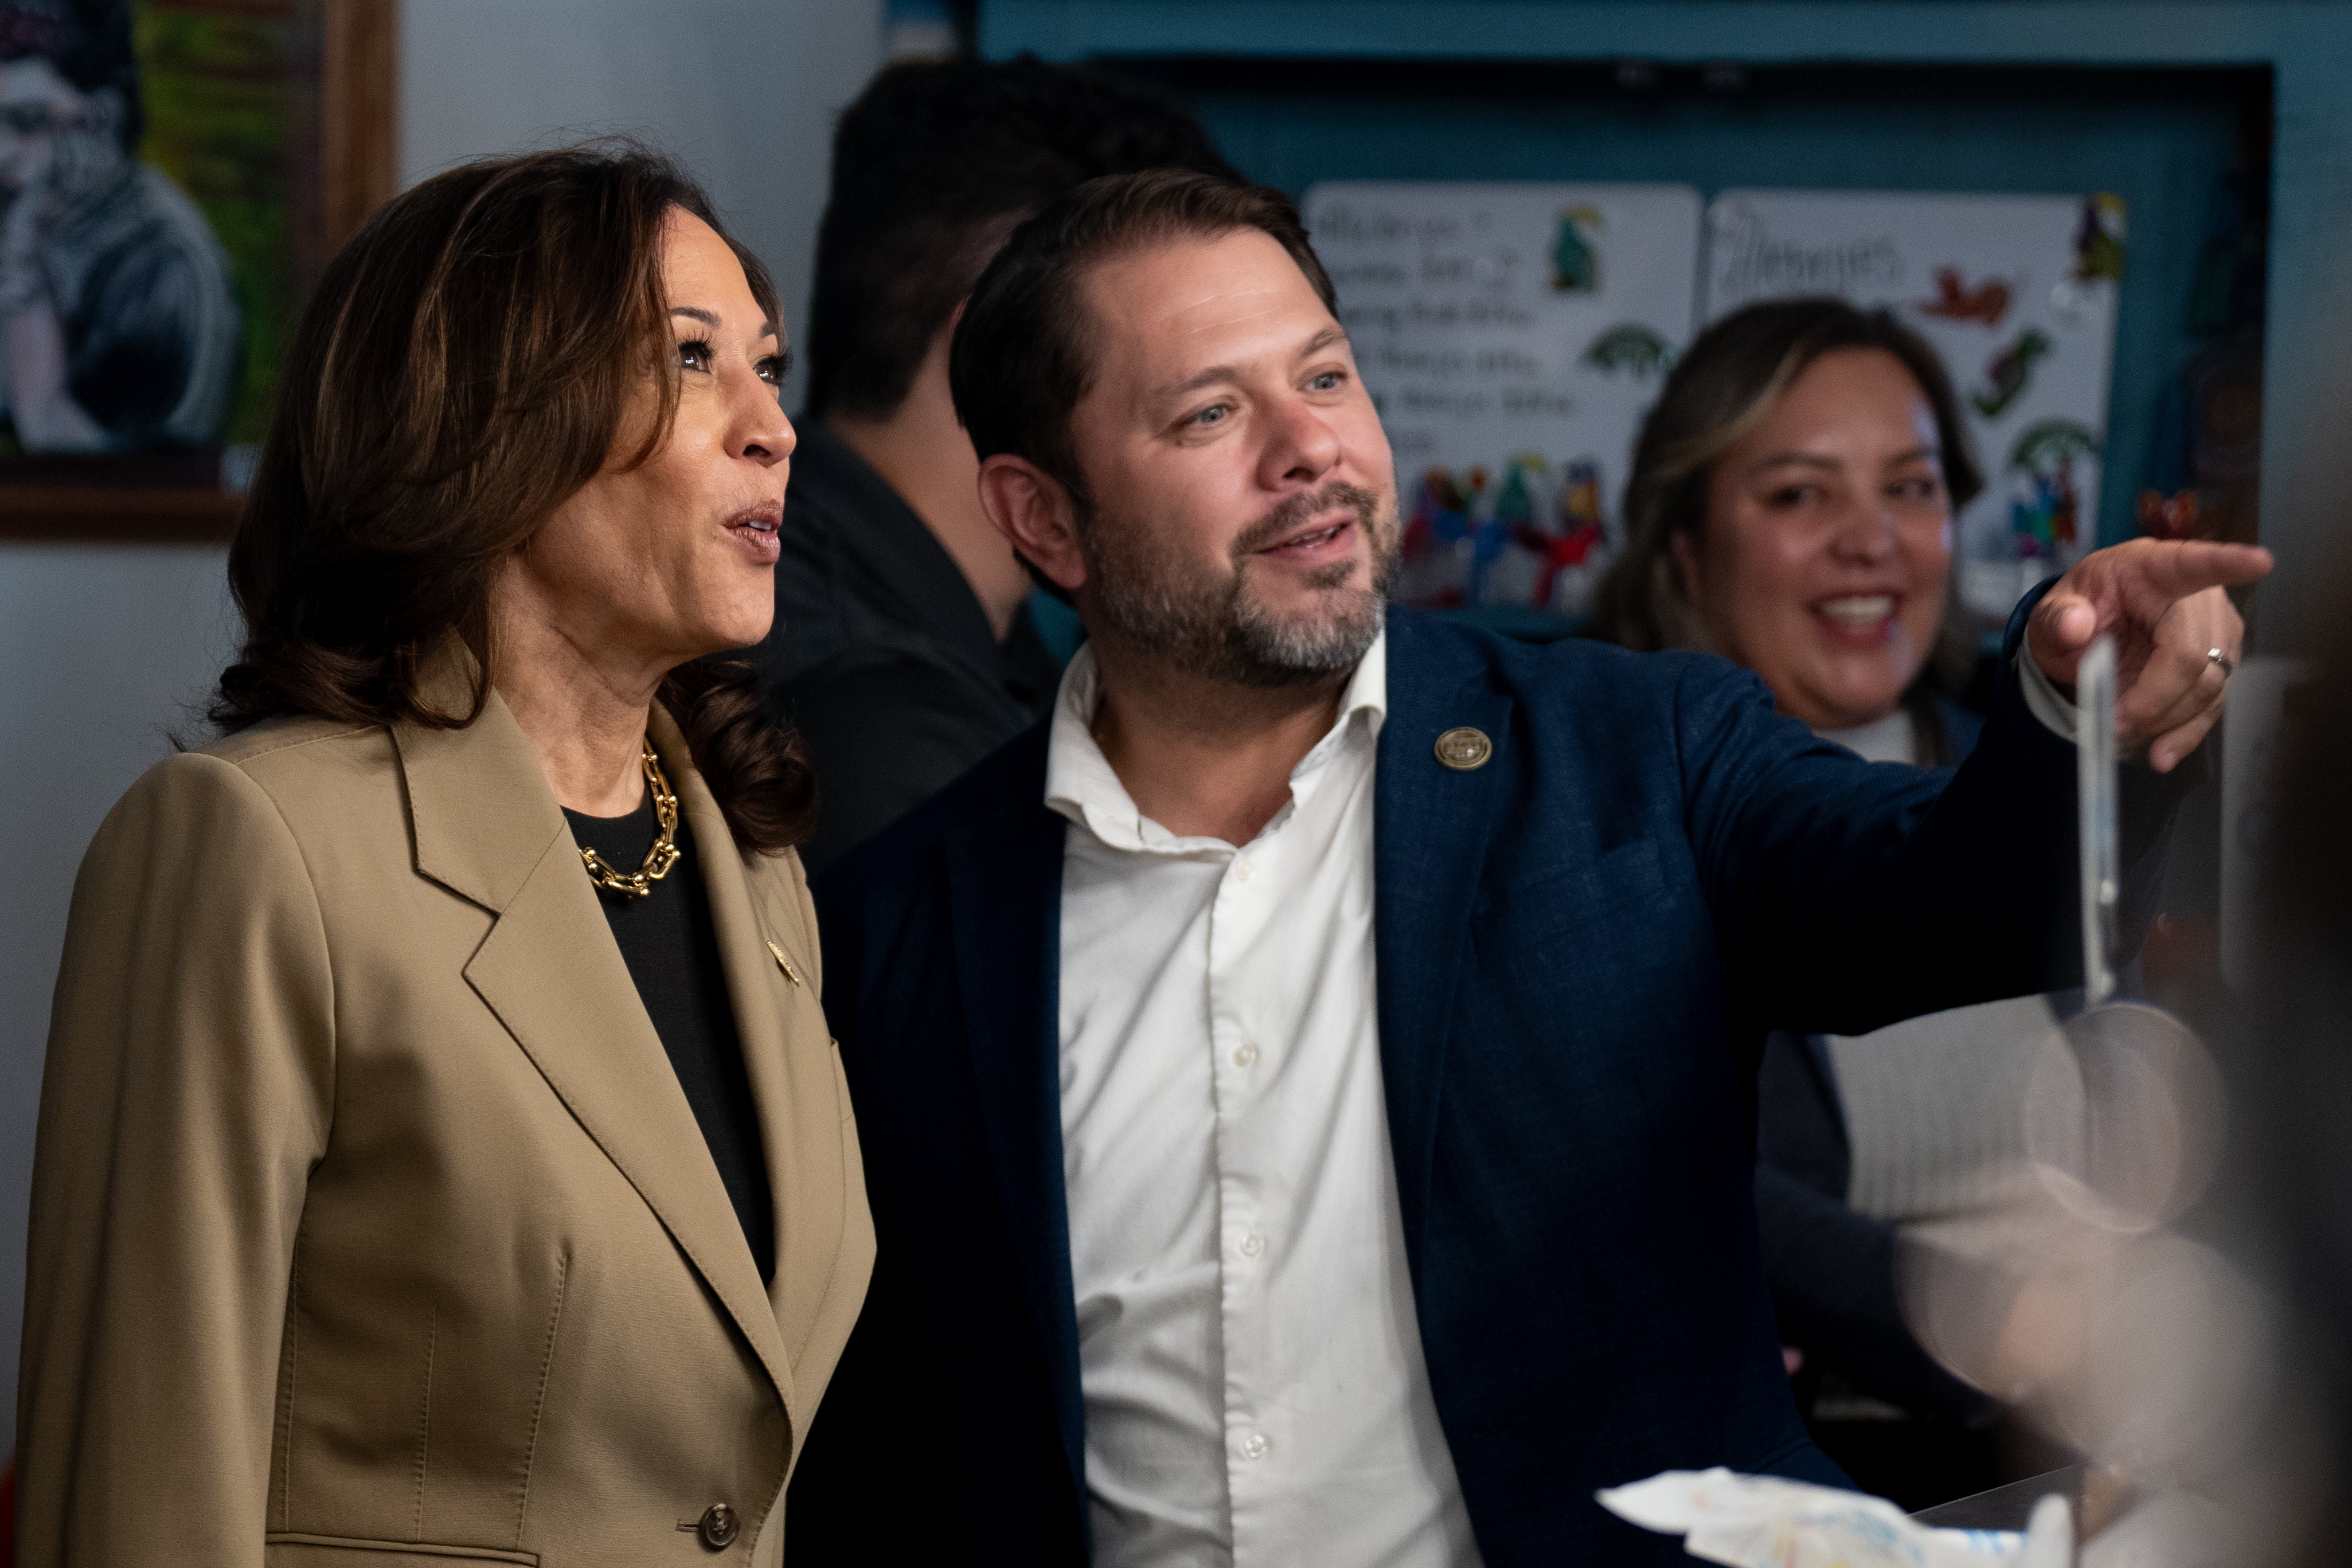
697 1501 740 1550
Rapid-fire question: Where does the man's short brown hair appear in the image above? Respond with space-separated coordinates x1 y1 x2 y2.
947 168 1335 511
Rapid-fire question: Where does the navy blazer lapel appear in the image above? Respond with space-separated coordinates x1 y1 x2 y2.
1374 609 1515 1270
940 728 1089 1497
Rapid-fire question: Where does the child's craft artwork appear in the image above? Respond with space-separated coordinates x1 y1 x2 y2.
1704 190 2125 629
1302 181 1704 620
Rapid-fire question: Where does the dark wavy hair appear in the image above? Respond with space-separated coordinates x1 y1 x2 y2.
210 142 816 853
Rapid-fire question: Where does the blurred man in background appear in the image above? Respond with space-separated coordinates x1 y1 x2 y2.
751 56 1237 869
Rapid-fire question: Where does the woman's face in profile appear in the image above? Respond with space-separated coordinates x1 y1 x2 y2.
516 207 793 672
1674 346 1953 732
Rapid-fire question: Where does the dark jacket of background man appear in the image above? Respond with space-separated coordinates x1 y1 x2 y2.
749 58 1239 870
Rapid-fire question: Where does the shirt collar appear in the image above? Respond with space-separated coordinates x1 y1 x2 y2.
1043 628 1388 853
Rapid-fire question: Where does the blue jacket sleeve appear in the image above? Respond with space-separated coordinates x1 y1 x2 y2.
1677 589 2190 1037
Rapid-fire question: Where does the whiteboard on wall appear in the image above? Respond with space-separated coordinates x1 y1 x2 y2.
1302 181 1702 617
1702 189 2126 625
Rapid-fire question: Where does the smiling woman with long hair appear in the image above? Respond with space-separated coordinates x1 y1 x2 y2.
1591 298 2077 1505
16 144 872 1565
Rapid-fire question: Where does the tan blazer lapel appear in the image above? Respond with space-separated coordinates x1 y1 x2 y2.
650 709 837 1400
393 692 797 1415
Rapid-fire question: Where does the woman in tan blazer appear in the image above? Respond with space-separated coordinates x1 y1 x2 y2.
18 145 872 1566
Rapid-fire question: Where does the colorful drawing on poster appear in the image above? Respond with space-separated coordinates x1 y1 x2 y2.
2072 194 2127 284
2138 488 2203 541
1404 464 1495 607
1465 457 1535 602
1306 179 1700 619
1971 327 2054 419
2008 419 2101 554
1917 266 2013 327
1527 456 1609 614
2012 419 2100 475
1550 204 1603 292
1493 455 1538 534
1398 452 1620 615
1581 323 1674 378
1557 458 1603 538
1406 466 1471 558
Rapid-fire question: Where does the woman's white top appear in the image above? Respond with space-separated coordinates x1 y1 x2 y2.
1812 712 2066 1266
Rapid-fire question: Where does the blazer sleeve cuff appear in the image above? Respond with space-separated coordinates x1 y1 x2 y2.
2000 575 2185 777
1995 574 2205 861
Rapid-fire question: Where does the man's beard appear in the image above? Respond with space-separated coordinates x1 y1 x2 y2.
1075 480 1398 689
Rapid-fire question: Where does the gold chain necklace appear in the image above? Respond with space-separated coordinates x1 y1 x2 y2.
580 742 683 898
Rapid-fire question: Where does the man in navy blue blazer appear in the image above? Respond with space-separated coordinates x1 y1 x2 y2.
784 171 2268 1566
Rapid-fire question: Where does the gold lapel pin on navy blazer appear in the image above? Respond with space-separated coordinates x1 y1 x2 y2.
18 146 871 1568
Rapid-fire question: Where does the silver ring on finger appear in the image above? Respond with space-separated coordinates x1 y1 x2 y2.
2208 647 2235 679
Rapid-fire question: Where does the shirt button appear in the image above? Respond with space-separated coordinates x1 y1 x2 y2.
1233 1042 1259 1068
1232 854 1254 882
1241 1432 1271 1459
1240 1233 1265 1257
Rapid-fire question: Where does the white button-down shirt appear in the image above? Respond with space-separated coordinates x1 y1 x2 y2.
1045 629 1484 1568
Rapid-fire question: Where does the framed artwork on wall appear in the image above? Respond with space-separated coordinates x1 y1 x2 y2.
0 0 396 541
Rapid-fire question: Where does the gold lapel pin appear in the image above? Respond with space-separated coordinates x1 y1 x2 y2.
766 940 806 987
1434 726 1493 771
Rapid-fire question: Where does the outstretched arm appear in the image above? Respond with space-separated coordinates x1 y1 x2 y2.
2022 537 2270 771
1685 539 2268 1037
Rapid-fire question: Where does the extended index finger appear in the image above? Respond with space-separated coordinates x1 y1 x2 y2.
2130 541 2275 600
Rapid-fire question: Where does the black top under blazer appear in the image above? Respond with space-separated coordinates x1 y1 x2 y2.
787 589 2186 1566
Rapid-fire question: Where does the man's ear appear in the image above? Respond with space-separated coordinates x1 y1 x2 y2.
976 453 1088 595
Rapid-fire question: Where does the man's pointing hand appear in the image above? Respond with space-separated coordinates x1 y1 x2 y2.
2025 537 2274 773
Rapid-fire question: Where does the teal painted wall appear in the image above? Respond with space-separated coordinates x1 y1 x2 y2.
1102 58 2265 551
982 2 2352 650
